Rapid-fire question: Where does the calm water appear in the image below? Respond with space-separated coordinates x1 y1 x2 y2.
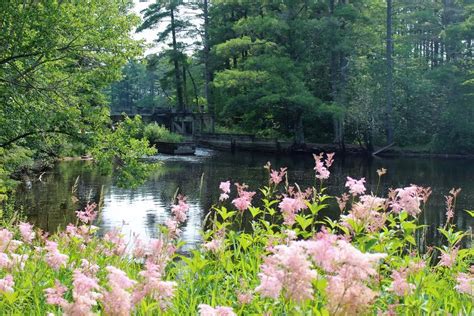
15 148 474 249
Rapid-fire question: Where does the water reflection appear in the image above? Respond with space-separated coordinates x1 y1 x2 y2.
15 149 474 249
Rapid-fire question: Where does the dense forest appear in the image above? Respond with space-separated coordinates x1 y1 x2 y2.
112 0 474 152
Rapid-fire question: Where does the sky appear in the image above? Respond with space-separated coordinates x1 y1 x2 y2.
131 0 202 56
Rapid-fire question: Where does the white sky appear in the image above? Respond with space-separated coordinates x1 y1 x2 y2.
131 0 202 56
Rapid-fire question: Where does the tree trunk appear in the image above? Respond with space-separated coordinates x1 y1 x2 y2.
203 0 214 132
294 111 305 146
182 64 188 109
329 0 346 151
385 0 394 145
170 8 184 111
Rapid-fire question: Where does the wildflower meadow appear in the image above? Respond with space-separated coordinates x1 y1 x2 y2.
0 154 472 315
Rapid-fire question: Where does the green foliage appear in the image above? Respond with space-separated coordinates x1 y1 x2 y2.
0 0 163 195
144 123 184 144
90 116 158 188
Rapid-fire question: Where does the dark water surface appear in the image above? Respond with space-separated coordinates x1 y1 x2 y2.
15 148 473 249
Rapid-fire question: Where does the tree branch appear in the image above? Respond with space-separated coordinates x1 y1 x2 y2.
0 130 77 148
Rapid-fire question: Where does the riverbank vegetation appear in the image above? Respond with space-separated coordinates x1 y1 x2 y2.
0 157 472 315
144 123 185 144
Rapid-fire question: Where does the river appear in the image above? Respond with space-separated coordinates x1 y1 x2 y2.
15 148 474 249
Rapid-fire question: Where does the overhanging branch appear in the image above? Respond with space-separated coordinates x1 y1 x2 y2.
0 129 77 148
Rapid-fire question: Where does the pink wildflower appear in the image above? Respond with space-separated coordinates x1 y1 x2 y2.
278 197 306 226
44 280 68 306
345 177 366 196
165 218 181 238
326 275 378 315
219 181 231 201
45 241 68 270
0 253 11 269
325 152 335 168
256 242 317 302
104 229 126 257
203 237 223 253
133 261 176 310
408 260 426 274
0 229 13 252
284 229 297 241
66 224 82 239
232 183 255 212
7 240 22 253
80 259 100 277
388 269 415 296
342 195 387 232
63 269 102 315
455 272 473 296
132 236 147 259
10 254 28 270
75 203 97 224
270 167 287 185
438 248 458 267
0 274 14 293
300 231 386 313
102 266 137 316
390 185 423 216
336 193 350 212
146 238 174 267
172 195 189 223
313 153 332 180
236 291 253 305
18 222 35 244
198 304 236 316
445 188 460 223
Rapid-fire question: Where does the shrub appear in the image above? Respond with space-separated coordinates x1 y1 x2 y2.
143 123 184 144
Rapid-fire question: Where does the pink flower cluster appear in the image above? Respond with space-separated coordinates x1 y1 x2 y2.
44 280 67 306
345 177 366 196
45 268 102 315
0 274 14 293
202 237 224 253
455 268 473 297
219 181 231 201
270 167 287 185
313 152 335 180
388 269 415 296
76 203 98 224
256 242 317 302
102 266 137 316
256 230 386 314
45 241 68 270
198 304 236 316
232 183 256 212
165 194 190 238
172 195 189 223
19 222 35 244
103 229 127 257
278 196 307 226
0 228 13 252
341 195 387 232
438 247 458 268
389 185 428 216
133 261 176 310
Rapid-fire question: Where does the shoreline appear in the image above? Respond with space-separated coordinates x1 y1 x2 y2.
194 133 474 159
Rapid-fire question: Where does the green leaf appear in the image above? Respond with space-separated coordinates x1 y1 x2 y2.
295 214 313 230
